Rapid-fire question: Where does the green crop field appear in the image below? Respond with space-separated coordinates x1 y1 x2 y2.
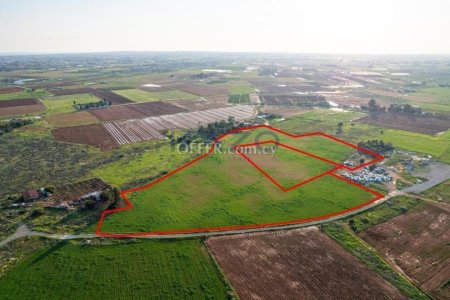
276 110 365 135
227 83 255 94
228 94 250 104
224 127 359 164
99 130 376 234
0 239 230 300
342 125 450 163
91 142 194 188
243 145 335 188
274 110 450 163
113 89 198 103
0 89 50 101
41 94 101 115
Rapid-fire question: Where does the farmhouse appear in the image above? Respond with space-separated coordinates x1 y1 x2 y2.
22 189 39 201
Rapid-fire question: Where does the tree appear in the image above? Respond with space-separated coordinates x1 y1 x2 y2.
368 98 377 110
336 122 344 134
84 199 96 209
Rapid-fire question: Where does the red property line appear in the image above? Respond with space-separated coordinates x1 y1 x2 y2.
96 124 385 237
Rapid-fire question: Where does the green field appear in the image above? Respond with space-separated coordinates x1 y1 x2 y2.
113 89 198 103
420 180 450 202
276 110 365 134
0 89 50 101
340 125 450 163
99 130 375 234
41 94 101 115
91 142 194 188
225 127 359 164
345 196 422 232
0 239 230 300
227 83 255 94
275 110 450 163
228 94 250 104
243 145 335 188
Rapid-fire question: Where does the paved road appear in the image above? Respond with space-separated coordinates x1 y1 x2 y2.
0 191 404 247
402 162 450 193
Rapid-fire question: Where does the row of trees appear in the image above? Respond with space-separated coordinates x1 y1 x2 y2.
174 116 246 145
0 118 33 136
357 140 395 154
362 99 423 115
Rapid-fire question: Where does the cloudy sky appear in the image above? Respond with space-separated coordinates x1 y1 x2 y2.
1 0 449 54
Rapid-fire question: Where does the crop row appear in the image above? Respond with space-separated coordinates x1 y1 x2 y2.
104 105 255 145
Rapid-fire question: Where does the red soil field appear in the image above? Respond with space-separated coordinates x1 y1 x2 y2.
0 87 24 94
51 88 133 105
90 89 133 105
50 88 94 96
52 124 118 151
357 112 450 135
130 101 186 116
89 101 185 122
0 98 45 116
0 98 40 108
207 227 406 300
47 111 99 127
359 201 450 300
89 106 146 122
30 80 83 89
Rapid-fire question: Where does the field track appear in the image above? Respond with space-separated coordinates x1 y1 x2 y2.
0 191 403 248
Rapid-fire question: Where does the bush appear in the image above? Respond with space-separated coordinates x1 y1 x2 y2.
84 200 96 209
29 208 45 218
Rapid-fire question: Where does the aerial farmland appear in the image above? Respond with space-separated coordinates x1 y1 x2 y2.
0 50 449 300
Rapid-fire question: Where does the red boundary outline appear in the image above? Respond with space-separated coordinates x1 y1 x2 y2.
96 124 385 237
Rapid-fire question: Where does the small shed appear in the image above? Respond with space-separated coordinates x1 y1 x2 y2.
22 190 39 201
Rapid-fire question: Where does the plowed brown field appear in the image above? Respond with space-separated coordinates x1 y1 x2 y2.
0 98 45 116
207 227 406 300
359 201 450 300
52 124 118 150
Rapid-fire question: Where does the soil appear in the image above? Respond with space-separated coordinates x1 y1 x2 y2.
89 106 146 122
89 89 133 105
0 87 24 94
51 88 133 105
175 83 229 96
0 98 45 116
359 202 450 300
52 178 110 203
357 112 450 135
207 227 406 300
130 101 186 116
50 88 95 96
52 124 118 151
46 111 100 127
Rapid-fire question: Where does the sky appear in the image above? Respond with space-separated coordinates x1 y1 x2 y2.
1 0 450 54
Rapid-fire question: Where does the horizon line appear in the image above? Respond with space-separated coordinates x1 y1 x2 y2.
1 50 450 57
